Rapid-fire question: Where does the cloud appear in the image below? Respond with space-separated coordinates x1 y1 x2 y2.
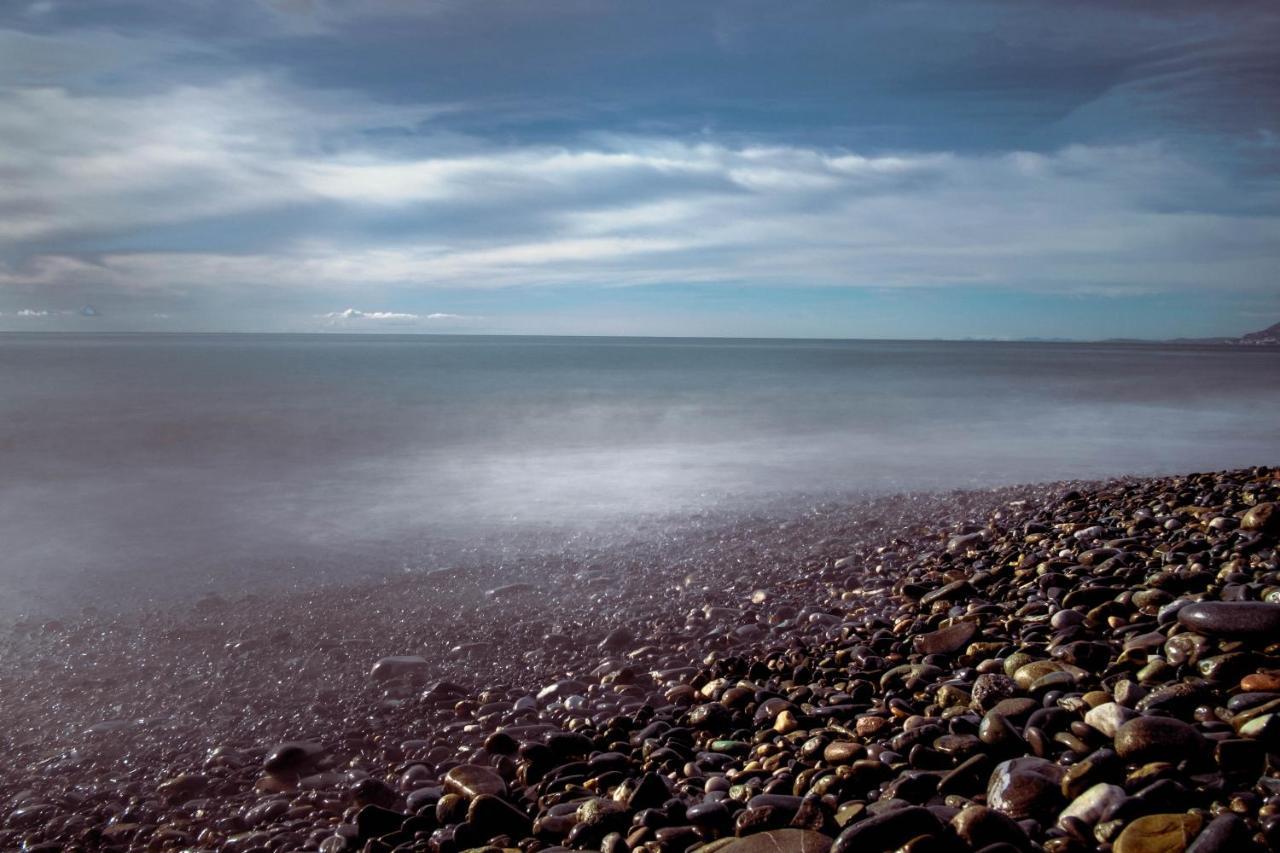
323 308 418 321
319 309 476 326
0 7 1276 335
0 76 445 244
2 121 1276 300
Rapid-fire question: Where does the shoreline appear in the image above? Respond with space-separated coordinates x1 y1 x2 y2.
2 467 1278 851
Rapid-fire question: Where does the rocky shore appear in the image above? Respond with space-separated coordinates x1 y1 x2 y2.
2 467 1279 853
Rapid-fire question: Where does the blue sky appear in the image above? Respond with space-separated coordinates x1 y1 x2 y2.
0 0 1277 337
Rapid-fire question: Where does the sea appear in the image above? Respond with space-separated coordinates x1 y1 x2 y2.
2 333 1277 615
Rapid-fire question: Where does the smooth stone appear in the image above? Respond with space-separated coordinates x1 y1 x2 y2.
1241 502 1278 532
443 764 506 799
1115 717 1203 762
1061 749 1122 799
920 580 974 606
1240 673 1280 692
986 757 1065 821
950 804 1031 851
979 712 1026 750
1113 812 1204 853
938 753 992 798
1085 703 1139 739
1059 783 1127 828
1237 712 1280 740
709 829 832 853
914 621 978 656
1137 682 1210 716
369 655 431 682
1186 813 1252 853
468 794 531 837
537 679 589 702
263 741 324 775
1177 601 1280 640
947 533 985 554
627 772 670 810
1227 691 1280 712
405 787 441 812
990 698 1038 720
822 741 863 764
1013 661 1086 691
831 805 945 853
686 800 731 826
157 773 211 801
243 799 289 827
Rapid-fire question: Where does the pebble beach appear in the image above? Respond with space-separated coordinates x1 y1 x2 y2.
3 466 1279 853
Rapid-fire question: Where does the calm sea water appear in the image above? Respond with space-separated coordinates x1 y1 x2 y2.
2 333 1277 613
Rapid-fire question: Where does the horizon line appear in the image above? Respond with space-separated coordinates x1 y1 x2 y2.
0 329 1269 346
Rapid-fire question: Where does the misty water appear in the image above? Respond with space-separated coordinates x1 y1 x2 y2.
2 333 1277 616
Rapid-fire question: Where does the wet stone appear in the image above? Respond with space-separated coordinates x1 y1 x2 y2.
831 805 945 853
914 621 977 656
1177 601 1280 641
920 580 974 607
443 764 506 799
711 828 833 853
950 805 1032 851
1114 717 1203 763
1085 703 1139 738
1113 812 1203 853
1059 783 1126 828
1241 501 1278 532
467 794 531 837
822 741 863 764
369 655 431 682
987 757 1065 821
972 674 1020 712
263 741 324 775
1185 813 1252 853
1240 672 1280 692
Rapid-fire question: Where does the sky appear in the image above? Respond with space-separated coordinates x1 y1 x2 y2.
0 0 1277 339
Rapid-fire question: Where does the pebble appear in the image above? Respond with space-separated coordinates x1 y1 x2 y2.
369 655 431 681
1177 601 1280 640
1114 716 1203 762
1059 782 1126 828
987 757 1065 820
1113 812 1204 853
1241 501 1277 532
914 620 978 655
1085 702 1139 738
5 466 1279 853
831 805 945 852
712 829 833 853
443 764 506 799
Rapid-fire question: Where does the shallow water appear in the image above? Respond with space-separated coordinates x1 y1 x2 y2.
1 333 1277 613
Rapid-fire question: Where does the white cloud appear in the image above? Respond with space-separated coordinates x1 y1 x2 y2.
323 308 419 321
0 77 444 243
0 74 1276 307
318 309 476 326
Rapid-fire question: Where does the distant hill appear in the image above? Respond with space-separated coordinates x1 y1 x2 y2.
1237 321 1280 345
1154 321 1280 346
